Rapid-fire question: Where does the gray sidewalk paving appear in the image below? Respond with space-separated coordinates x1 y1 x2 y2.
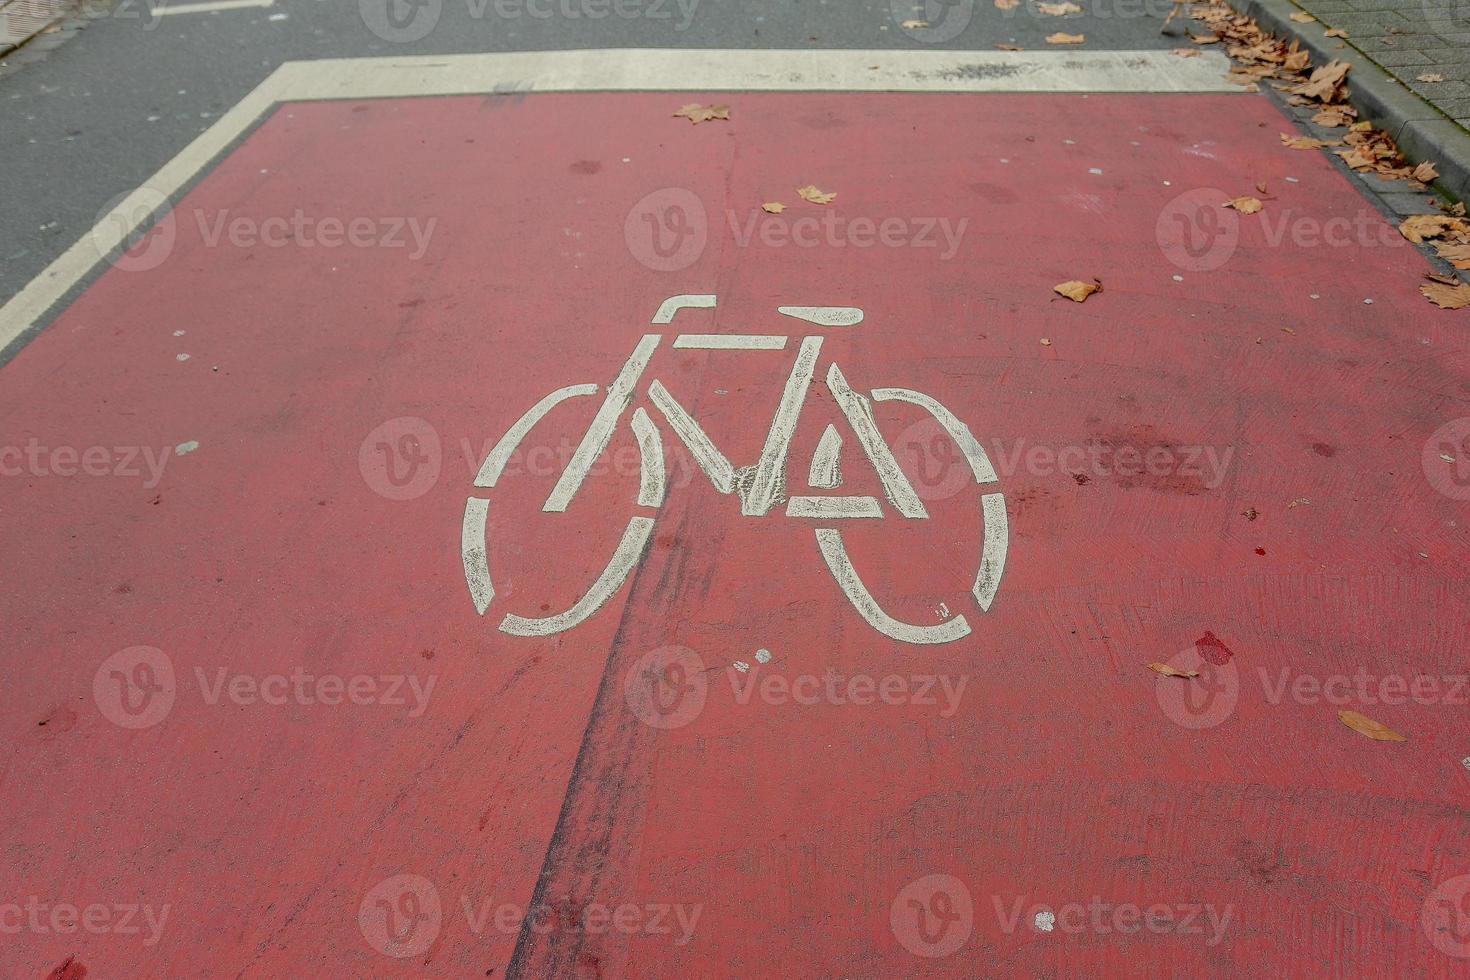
1291 0 1470 131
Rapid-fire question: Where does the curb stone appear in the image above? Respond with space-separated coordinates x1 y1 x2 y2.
1227 0 1470 205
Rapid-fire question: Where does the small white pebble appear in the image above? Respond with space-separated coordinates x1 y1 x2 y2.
1064 139 1076 145
176 353 190 361
1363 298 1373 305
1285 176 1299 183
1163 180 1172 186
755 649 772 664
1035 910 1056 932
173 329 185 336
1088 167 1103 175
732 661 750 673
1309 293 1320 299
176 440 199 455
1172 275 1184 282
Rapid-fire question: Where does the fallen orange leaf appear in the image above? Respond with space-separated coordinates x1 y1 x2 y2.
1280 132 1339 150
994 0 1020 8
761 202 786 214
1046 31 1086 44
1038 1 1081 13
996 42 1023 50
1412 161 1439 183
1224 196 1264 214
900 18 929 27
1053 279 1102 302
1288 11 1315 22
1172 47 1201 58
796 185 836 205
673 103 730 125
1421 278 1470 310
1338 709 1406 741
1147 662 1200 679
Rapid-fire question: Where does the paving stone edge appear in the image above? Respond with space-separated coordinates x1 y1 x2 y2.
1227 0 1470 204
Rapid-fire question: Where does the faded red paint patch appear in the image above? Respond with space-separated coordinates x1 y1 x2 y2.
1196 630 1236 666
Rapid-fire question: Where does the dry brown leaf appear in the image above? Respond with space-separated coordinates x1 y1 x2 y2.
900 18 929 28
1280 132 1339 150
1053 279 1102 302
996 42 1024 49
1292 60 1350 102
1434 242 1470 270
1417 73 1446 83
1422 278 1470 310
796 184 836 205
1147 662 1200 679
1338 709 1406 741
1224 196 1263 214
1255 181 1268 194
1324 27 1347 37
995 0 1021 8
1190 32 1219 44
1288 11 1315 22
1038 1 1081 13
1040 337 1051 346
1413 161 1440 183
1400 214 1470 243
1046 31 1086 44
1311 107 1354 127
1172 47 1201 58
761 202 786 214
673 103 730 125
1437 200 1468 217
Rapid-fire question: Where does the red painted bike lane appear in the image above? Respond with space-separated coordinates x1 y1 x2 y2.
2 89 1469 977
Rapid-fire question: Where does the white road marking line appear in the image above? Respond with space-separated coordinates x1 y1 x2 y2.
815 529 971 645
826 364 928 519
0 49 1239 354
500 516 654 637
461 497 494 616
543 335 659 512
271 49 1241 102
778 306 864 327
154 0 272 14
786 496 882 519
872 387 999 484
673 335 788 350
742 336 822 517
648 380 735 495
651 294 715 324
630 407 665 508
975 492 1009 612
808 424 843 489
474 383 598 488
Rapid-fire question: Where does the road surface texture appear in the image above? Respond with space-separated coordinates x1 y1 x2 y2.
2 1 1470 978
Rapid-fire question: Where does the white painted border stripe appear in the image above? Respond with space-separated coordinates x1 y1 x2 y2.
0 48 1238 356
673 335 788 350
155 0 272 15
271 49 1239 102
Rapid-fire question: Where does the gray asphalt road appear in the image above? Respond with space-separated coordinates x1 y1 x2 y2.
0 0 1190 308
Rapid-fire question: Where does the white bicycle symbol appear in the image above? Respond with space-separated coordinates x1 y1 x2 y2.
460 294 1008 646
